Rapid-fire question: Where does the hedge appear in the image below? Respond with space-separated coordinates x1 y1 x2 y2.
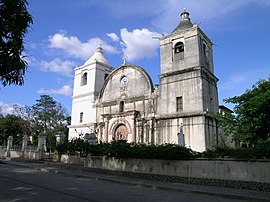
56 139 270 160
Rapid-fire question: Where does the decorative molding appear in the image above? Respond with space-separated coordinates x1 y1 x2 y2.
72 92 99 99
159 66 218 82
68 122 95 129
155 111 216 120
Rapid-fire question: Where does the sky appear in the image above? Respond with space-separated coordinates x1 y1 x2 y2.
0 0 270 115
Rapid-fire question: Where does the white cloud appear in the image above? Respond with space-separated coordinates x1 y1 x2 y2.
0 101 15 115
120 28 161 61
48 32 117 60
107 33 120 42
40 58 75 77
37 85 73 96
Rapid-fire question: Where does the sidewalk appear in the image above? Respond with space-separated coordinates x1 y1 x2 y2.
2 158 270 202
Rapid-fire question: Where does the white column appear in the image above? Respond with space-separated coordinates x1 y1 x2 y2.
6 136 14 157
22 135 29 151
55 132 65 144
104 118 109 143
37 135 46 152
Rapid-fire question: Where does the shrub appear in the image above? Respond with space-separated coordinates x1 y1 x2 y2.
56 138 194 160
201 143 270 159
56 138 270 160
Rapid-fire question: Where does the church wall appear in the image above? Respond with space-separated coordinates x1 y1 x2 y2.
201 72 219 114
204 117 217 149
160 41 173 74
178 35 200 70
155 118 181 144
198 36 214 73
68 126 93 140
70 96 96 124
94 64 112 93
182 116 206 152
73 65 96 97
156 116 208 152
158 69 204 115
69 94 97 140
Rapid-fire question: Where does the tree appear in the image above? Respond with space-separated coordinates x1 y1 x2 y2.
0 0 33 86
12 104 33 136
216 107 237 147
225 77 270 145
32 95 68 150
0 114 24 144
32 95 57 135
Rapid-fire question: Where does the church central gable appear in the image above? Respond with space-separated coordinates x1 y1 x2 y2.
99 64 154 103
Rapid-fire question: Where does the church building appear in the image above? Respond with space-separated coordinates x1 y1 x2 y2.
68 10 219 152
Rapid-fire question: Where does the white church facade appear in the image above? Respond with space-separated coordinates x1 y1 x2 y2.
68 10 219 152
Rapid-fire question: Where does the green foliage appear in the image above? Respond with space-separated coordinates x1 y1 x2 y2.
201 143 270 159
0 0 33 86
32 95 57 133
56 139 195 160
0 95 69 150
225 77 270 145
32 95 69 150
216 110 237 147
0 114 24 144
56 139 270 160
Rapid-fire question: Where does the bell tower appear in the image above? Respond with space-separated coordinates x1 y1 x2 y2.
157 10 219 151
68 46 113 139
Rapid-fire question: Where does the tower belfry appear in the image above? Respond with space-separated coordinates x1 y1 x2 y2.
158 9 219 151
68 46 113 139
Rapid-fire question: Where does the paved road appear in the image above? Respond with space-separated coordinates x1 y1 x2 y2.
0 163 253 202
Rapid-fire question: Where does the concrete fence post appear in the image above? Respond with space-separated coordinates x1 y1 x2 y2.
22 135 29 151
37 135 46 152
55 131 65 145
6 136 14 157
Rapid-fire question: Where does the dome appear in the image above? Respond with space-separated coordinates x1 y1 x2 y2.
84 46 110 66
171 9 193 34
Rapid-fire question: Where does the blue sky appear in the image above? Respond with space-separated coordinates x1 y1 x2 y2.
1 0 270 115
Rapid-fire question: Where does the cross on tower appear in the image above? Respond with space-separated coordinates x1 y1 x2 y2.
122 54 128 65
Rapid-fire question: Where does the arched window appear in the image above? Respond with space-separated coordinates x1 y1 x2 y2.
174 42 184 60
119 101 124 113
81 72 87 86
174 42 184 54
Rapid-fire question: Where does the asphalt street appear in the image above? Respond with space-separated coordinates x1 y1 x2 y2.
0 161 269 202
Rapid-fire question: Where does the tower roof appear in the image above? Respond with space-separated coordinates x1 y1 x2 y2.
84 46 110 66
171 9 193 34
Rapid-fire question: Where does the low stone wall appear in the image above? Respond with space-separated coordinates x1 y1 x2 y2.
3 150 45 160
0 147 6 158
22 151 42 160
9 151 21 158
60 154 86 166
56 155 270 191
85 156 270 183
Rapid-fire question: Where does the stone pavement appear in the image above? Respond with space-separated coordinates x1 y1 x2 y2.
1 158 270 202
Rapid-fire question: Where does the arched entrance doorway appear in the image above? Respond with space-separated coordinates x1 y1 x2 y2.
114 124 128 140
